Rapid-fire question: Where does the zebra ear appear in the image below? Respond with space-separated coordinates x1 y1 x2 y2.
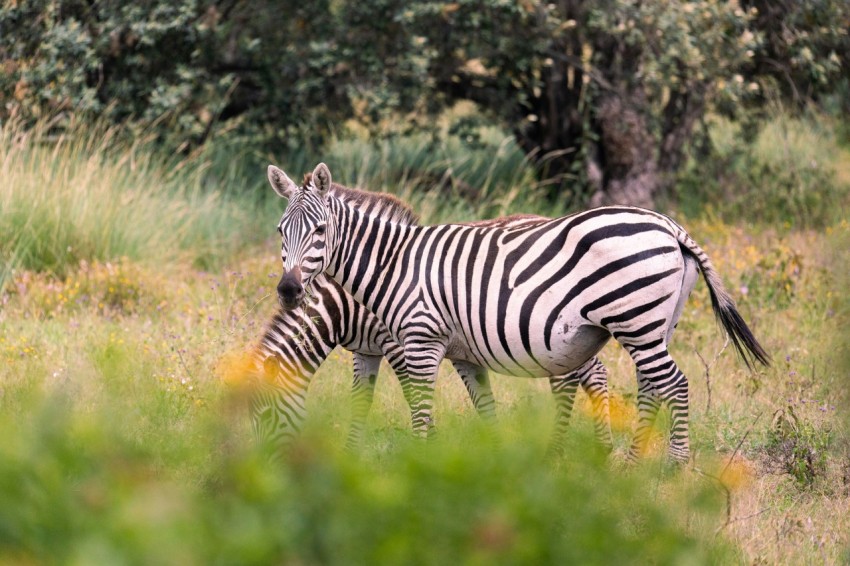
312 162 332 199
268 165 297 199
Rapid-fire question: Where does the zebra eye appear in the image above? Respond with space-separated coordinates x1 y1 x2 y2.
314 225 326 236
276 224 282 235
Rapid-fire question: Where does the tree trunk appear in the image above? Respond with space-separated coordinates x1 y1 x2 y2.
588 95 659 209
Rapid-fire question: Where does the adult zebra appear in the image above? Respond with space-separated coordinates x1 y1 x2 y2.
269 162 769 463
251 184 612 456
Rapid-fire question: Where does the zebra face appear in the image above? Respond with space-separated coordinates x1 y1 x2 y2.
268 162 334 310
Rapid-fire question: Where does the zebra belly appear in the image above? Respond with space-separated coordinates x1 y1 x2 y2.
534 322 610 375
443 323 609 378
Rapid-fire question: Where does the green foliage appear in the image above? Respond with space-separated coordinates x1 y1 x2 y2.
675 113 848 227
397 0 848 205
3 0 847 209
763 406 832 489
744 0 850 107
0 0 233 145
587 0 759 111
0 0 352 149
0 387 735 564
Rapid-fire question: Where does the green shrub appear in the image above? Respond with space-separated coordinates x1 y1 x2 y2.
0 389 736 564
763 405 832 489
675 113 848 227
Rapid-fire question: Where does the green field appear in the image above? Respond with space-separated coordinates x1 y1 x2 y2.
1 121 848 564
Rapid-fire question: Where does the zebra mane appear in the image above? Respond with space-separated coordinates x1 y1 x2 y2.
333 185 419 226
302 172 419 226
457 213 548 228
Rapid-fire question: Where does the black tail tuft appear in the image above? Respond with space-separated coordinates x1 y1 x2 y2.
673 225 770 370
706 284 771 370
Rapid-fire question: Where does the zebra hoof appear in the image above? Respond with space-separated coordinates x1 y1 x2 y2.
667 445 690 467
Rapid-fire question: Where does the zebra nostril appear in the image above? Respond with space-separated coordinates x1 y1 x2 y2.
277 277 304 309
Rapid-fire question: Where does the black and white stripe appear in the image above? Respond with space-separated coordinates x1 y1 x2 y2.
251 278 514 457
270 162 769 463
253 181 612 456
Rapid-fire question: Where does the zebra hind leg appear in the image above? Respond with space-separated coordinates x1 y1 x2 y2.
345 353 382 451
452 360 499 447
451 360 497 421
626 370 662 462
626 346 690 464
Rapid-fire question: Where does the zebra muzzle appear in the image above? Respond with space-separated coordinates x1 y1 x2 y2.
277 267 304 309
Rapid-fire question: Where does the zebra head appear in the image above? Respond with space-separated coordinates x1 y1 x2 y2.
268 162 334 310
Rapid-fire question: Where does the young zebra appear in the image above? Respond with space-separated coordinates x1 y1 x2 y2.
251 185 612 456
269 162 769 463
251 274 491 454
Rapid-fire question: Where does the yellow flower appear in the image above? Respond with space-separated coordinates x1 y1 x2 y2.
215 349 259 390
718 457 754 490
607 393 637 433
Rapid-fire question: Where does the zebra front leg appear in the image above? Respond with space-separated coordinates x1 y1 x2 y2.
378 335 427 435
404 341 448 438
577 358 614 453
546 373 580 459
251 355 311 463
345 353 382 451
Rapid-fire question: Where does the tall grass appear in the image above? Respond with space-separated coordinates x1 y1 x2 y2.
0 119 263 291
0 113 566 296
321 128 546 223
0 354 735 564
260 113 564 224
674 111 850 227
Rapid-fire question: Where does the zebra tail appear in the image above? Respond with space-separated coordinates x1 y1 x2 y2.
675 230 771 370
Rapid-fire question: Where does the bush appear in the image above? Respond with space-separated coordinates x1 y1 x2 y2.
763 406 832 489
0 393 736 564
675 113 848 227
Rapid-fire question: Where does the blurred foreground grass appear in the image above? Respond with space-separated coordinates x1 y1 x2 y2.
0 386 735 564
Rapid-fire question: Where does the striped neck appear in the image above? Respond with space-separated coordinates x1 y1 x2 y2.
259 303 337 383
325 197 416 313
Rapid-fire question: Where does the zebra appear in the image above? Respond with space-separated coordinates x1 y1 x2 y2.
269 162 769 463
251 185 612 456
250 274 491 454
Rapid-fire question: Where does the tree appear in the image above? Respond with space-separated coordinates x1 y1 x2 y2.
2 0 847 207
404 1 848 207
0 0 362 150
742 0 849 109
401 1 765 207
